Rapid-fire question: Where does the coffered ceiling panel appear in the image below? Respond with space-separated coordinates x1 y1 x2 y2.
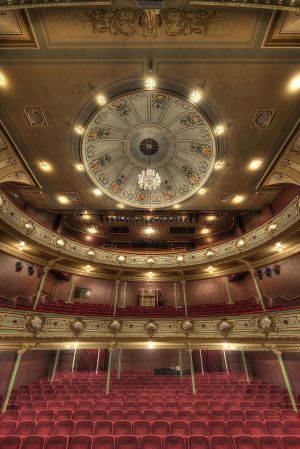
0 10 37 48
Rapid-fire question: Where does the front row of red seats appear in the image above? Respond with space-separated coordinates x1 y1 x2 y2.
0 434 300 449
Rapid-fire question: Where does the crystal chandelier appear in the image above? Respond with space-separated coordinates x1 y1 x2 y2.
138 139 161 191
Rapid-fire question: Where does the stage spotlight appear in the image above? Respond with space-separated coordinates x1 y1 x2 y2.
15 261 23 273
265 266 272 277
256 269 263 280
273 264 281 275
28 265 35 276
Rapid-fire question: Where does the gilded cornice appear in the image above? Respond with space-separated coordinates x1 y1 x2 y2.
1 308 300 351
0 191 299 271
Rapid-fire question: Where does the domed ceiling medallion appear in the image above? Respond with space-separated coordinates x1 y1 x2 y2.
82 90 217 209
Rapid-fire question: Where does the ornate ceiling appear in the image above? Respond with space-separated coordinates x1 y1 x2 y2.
82 90 217 209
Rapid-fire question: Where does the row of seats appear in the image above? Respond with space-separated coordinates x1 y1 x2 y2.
3 409 298 423
1 418 300 437
0 434 299 449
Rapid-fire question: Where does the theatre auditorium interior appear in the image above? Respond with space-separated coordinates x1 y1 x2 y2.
1 1 300 449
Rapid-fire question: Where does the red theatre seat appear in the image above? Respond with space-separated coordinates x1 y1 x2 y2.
132 420 151 436
35 420 55 437
20 436 45 449
151 421 169 436
140 435 162 449
93 436 115 449
116 436 138 449
281 436 300 449
69 435 92 449
210 435 233 449
188 436 210 449
44 436 68 449
234 436 258 449
0 420 17 436
257 436 282 449
0 436 22 449
164 435 186 449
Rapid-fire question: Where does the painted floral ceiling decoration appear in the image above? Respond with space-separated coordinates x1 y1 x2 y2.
81 90 217 209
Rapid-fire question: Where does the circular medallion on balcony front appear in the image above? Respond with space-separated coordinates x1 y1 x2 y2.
81 90 217 209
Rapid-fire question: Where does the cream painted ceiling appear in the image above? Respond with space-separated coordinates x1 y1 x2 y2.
0 1 299 216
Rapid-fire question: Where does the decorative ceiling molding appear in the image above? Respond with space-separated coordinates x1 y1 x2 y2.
0 10 37 48
263 11 300 48
0 124 38 187
259 123 300 188
0 1 111 11
81 89 217 210
190 1 300 12
0 190 299 270
1 307 300 350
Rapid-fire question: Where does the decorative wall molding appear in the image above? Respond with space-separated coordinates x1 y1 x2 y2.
263 11 300 48
190 1 300 12
0 124 38 187
0 1 111 11
0 191 299 271
0 10 37 48
1 308 300 350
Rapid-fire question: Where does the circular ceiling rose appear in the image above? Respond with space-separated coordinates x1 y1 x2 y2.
82 90 217 209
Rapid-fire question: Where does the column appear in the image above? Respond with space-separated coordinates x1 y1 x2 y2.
188 349 196 395
199 349 204 375
250 270 266 311
174 282 178 309
277 352 297 412
241 351 250 383
95 349 100 375
106 348 113 395
224 277 233 304
67 277 76 303
113 280 120 316
51 350 60 383
71 348 77 373
181 280 188 317
123 282 127 307
178 349 183 380
223 350 229 374
33 270 47 310
117 349 122 381
2 349 24 414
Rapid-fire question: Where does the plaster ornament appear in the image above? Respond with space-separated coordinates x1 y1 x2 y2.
145 321 158 336
257 314 277 336
108 319 122 334
217 318 234 337
70 318 86 336
25 314 45 336
181 319 194 335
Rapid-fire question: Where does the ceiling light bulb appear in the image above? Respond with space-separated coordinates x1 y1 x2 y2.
96 95 107 106
39 161 51 171
73 342 78 349
206 249 214 257
75 125 84 135
117 203 125 209
208 265 214 271
190 90 202 103
145 226 154 235
147 257 154 265
75 163 84 171
87 249 96 257
24 222 34 231
237 238 245 247
148 341 155 349
206 215 216 222
232 195 245 204
289 75 300 92
145 78 156 90
56 238 65 248
248 159 263 171
173 204 180 209
177 255 184 263
20 241 25 247
223 342 229 350
86 264 92 271
268 223 278 232
118 255 126 263
93 188 102 196
0 73 7 87
215 125 225 135
215 161 224 170
57 195 69 204
198 188 206 195
87 227 97 234
201 228 210 235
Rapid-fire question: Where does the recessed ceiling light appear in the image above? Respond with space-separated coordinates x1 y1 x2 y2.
87 226 97 234
56 238 66 248
190 90 202 103
275 242 283 252
289 75 300 92
0 72 7 87
96 94 107 106
173 204 180 209
206 249 214 257
82 214 91 220
86 264 92 272
73 342 79 349
208 265 214 272
206 215 216 222
237 238 245 247
117 255 126 263
148 271 153 277
24 222 34 232
177 255 184 263
57 195 69 204
147 257 155 265
117 203 125 209
198 188 207 195
232 195 245 204
201 228 210 235
75 163 84 172
145 226 154 235
39 161 52 172
215 161 224 170
223 342 229 350
268 223 278 232
148 341 155 349
93 188 102 196
248 159 263 171
74 125 84 135
145 78 156 90
215 125 225 135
